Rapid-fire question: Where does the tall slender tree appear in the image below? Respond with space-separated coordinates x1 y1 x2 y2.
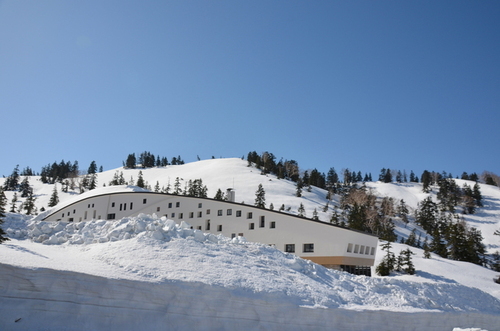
0 188 10 243
255 184 266 208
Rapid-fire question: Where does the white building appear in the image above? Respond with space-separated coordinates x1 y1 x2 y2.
40 185 378 275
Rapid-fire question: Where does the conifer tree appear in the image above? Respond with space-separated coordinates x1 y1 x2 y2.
173 177 182 195
0 188 10 243
255 184 266 208
376 242 396 276
21 191 37 215
19 177 32 198
48 185 59 207
10 193 18 213
298 203 306 217
398 248 416 275
422 238 431 259
312 208 319 221
214 188 225 201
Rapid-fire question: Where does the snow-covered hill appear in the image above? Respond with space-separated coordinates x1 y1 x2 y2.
1 158 500 330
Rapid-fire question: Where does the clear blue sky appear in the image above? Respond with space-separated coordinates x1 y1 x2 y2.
1 1 499 179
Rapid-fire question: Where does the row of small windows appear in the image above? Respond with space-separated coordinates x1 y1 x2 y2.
248 217 275 230
347 243 375 256
284 243 314 253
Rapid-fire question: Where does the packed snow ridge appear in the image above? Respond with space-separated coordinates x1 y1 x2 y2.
2 213 500 314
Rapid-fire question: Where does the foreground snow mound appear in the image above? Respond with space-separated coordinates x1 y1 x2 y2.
2 214 500 315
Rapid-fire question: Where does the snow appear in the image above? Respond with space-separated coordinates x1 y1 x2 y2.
1 158 500 330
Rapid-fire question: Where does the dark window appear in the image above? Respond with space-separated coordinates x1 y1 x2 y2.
120 204 123 211
303 244 314 253
171 213 175 218
198 203 202 208
179 213 183 219
236 210 242 217
107 214 116 220
198 211 202 218
176 202 180 207
111 202 115 208
231 233 236 239
124 203 127 211
247 212 253 219
73 209 76 214
218 210 223 216
143 199 147 204
217 225 222 232
206 220 211 231
197 226 202 230
157 207 161 212
238 233 243 237
227 209 232 216
206 209 211 215
168 202 172 208
285 244 295 253
259 216 265 228
249 223 255 230
68 218 74 222
189 212 194 218
130 202 133 210
270 221 276 229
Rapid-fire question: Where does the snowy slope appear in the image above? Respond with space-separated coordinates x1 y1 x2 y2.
1 158 500 330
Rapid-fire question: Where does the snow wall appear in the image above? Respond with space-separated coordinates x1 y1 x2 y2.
1 264 497 331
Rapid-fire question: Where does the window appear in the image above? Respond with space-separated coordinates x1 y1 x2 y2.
143 199 147 204
370 247 375 255
247 212 253 219
176 202 180 207
107 214 116 220
249 223 255 230
259 216 265 228
354 244 359 254
197 211 202 218
130 202 133 210
197 226 202 230
217 225 222 232
198 203 202 208
285 244 295 253
189 212 194 218
123 203 127 211
68 218 74 222
236 210 242 217
168 203 172 208
61 213 64 217
231 233 236 239
227 209 232 216
206 220 211 231
73 209 76 214
270 221 276 229
347 243 353 253
360 245 365 255
111 202 115 208
84 211 87 220
238 233 243 237
171 213 175 218
179 213 183 219
217 210 223 216
92 204 94 208
120 204 123 211
303 243 314 253
206 209 211 215
365 246 370 255
157 207 161 212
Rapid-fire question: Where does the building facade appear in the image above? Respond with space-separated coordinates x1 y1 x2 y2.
41 186 378 275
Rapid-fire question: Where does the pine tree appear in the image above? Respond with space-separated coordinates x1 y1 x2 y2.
422 238 431 258
376 242 396 276
0 188 10 243
3 165 20 191
399 248 416 275
214 188 225 200
298 203 306 217
10 193 18 213
154 181 160 192
48 185 59 207
21 190 37 215
173 177 182 195
295 179 303 197
312 208 319 221
255 184 266 208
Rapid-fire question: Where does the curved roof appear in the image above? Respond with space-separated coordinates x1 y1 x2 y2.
34 185 150 221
